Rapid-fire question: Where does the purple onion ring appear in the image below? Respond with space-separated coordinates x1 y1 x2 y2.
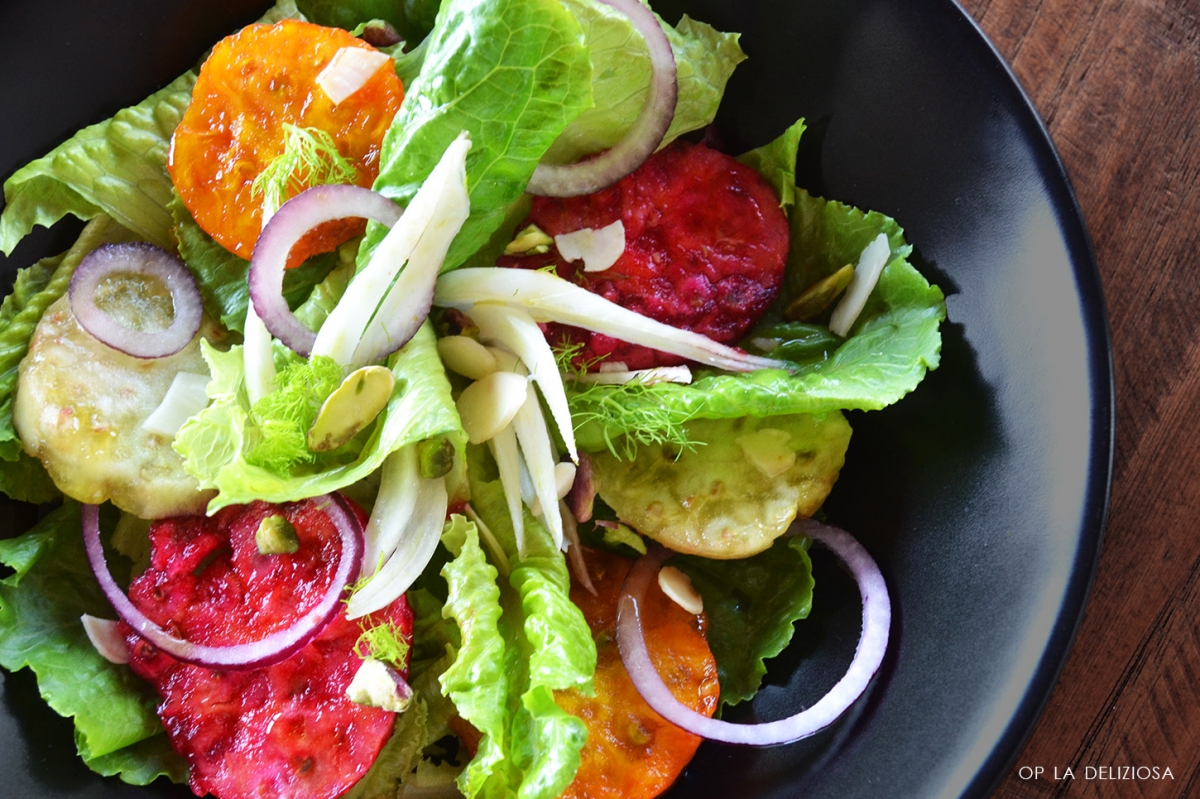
68 242 203 358
525 0 678 197
82 494 363 670
616 519 891 745
249 184 402 355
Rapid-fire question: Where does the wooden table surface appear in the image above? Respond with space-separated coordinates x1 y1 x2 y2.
955 0 1200 796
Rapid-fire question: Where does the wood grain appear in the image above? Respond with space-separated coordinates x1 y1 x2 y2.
959 0 1200 795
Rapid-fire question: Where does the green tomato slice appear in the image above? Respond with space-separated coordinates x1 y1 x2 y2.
592 412 851 559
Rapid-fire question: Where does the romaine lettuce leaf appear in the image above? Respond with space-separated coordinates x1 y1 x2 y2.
0 503 185 784
174 323 464 511
438 478 596 799
438 514 510 797
675 536 815 707
78 733 188 786
359 0 594 272
0 74 192 256
571 123 946 451
0 451 60 504
544 4 745 164
736 118 804 210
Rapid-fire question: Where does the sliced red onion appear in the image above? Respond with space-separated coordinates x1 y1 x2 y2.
561 499 597 597
616 520 890 745
82 495 363 670
249 184 403 356
526 0 677 197
81 614 130 664
69 242 203 358
565 452 595 524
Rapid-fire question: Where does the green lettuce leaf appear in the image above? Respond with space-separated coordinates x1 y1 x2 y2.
544 5 745 164
439 514 510 797
0 74 192 255
359 0 593 272
79 732 188 786
675 536 814 707
174 323 464 511
438 478 596 799
0 451 61 504
406 585 461 739
0 503 185 783
0 0 302 256
571 123 946 452
736 117 804 210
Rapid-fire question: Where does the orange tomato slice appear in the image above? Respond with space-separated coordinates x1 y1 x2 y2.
556 548 720 799
169 20 403 267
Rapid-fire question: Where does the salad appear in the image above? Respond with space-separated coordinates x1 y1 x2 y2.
0 0 946 797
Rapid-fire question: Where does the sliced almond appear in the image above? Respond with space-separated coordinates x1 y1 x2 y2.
487 346 522 373
456 371 529 444
554 220 626 273
531 461 578 516
438 335 497 380
308 365 395 452
658 565 703 615
316 46 391 105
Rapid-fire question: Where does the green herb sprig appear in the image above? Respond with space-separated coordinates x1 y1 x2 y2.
251 124 359 218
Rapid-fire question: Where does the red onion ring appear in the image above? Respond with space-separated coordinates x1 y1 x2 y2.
68 243 203 358
616 520 891 745
565 452 595 523
249 184 402 355
81 495 363 670
525 0 678 197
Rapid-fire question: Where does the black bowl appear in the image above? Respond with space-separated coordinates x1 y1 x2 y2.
0 0 1113 797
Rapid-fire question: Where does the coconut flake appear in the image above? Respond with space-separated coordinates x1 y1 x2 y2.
142 372 211 437
829 233 891 337
317 46 392 105
554 220 626 273
81 614 130 664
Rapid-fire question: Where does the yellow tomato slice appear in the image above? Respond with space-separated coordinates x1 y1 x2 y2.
557 548 720 799
169 20 403 267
